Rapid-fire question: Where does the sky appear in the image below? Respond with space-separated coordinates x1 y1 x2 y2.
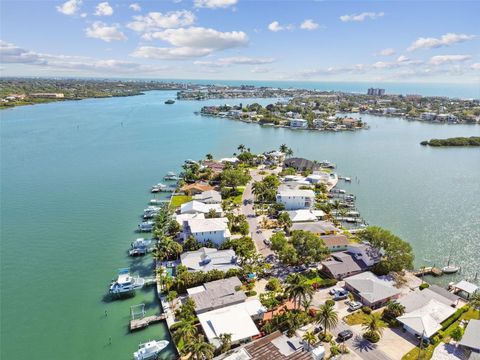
1 0 479 82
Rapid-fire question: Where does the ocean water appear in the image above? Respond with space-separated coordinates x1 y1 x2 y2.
1 90 480 360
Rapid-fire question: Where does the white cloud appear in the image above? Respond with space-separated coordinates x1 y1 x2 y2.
340 12 384 22
251 66 271 74
376 48 395 56
194 56 275 66
56 0 82 16
408 33 476 51
80 12 87 18
300 19 319 30
194 0 237 8
94 2 113 16
267 21 294 32
85 22 127 42
396 55 409 62
471 63 480 70
429 54 472 65
0 41 170 74
127 11 196 32
132 27 248 60
129 3 141 12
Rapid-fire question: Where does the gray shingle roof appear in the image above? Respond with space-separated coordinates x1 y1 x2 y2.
344 271 400 303
459 319 480 351
189 277 246 314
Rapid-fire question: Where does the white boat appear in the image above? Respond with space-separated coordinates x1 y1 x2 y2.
133 340 169 360
149 199 167 205
138 221 154 232
344 177 351 182
443 245 460 274
109 269 145 295
163 172 179 181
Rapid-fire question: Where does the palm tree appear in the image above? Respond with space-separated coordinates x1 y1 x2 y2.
206 153 213 160
285 274 314 309
252 181 266 203
237 144 246 153
286 147 294 158
186 334 215 359
302 331 317 350
279 144 288 153
215 333 232 354
316 302 339 336
301 298 312 311
362 313 385 338
172 319 197 344
277 211 292 232
384 301 406 319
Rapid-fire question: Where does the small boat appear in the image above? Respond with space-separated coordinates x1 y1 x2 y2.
163 172 179 181
138 221 154 232
133 340 169 360
165 99 175 104
109 269 145 295
442 265 460 274
143 206 160 219
344 177 351 182
149 199 167 205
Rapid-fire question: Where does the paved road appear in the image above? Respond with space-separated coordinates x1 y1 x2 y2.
331 322 394 360
240 170 273 257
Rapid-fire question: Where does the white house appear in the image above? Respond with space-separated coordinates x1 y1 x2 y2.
347 243 382 267
421 112 437 121
174 212 205 226
193 190 222 204
184 217 230 245
289 119 308 129
276 189 315 210
180 200 223 216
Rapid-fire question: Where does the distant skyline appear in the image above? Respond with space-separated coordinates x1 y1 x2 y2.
1 0 479 83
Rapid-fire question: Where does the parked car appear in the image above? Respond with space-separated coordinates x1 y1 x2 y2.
313 325 323 334
263 239 271 246
329 288 343 295
337 330 353 342
333 290 349 300
348 301 363 311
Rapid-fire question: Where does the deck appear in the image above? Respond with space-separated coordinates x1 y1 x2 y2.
129 314 166 331
413 266 443 277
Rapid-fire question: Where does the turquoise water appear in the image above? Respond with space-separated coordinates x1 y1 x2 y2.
1 90 480 360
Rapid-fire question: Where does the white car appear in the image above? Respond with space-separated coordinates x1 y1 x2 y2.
348 301 363 311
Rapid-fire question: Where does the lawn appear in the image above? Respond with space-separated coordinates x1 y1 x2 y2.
344 309 386 326
169 195 192 210
224 187 245 205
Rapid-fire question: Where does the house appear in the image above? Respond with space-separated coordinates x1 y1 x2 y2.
397 299 457 338
427 285 461 306
399 288 459 313
276 189 315 210
180 200 223 216
320 234 349 252
264 150 286 165
290 119 308 129
313 119 324 128
321 252 367 280
347 243 382 267
30 93 64 98
203 161 225 174
421 112 437 121
459 320 480 353
449 280 479 300
284 157 321 171
197 300 266 348
286 209 317 222
344 271 401 309
291 221 337 235
340 117 360 128
180 182 213 195
174 212 205 226
187 277 246 314
219 331 319 360
183 217 230 245
180 247 239 273
193 190 222 204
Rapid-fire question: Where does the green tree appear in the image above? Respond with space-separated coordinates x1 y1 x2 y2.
383 301 406 319
215 333 233 354
290 230 329 263
362 313 385 340
285 273 314 309
172 319 197 344
185 334 215 359
358 226 414 273
316 302 339 336
205 153 213 160
279 144 289 153
469 292 480 310
303 331 317 350
205 208 218 219
221 169 250 191
183 235 201 251
277 212 292 231
451 326 464 341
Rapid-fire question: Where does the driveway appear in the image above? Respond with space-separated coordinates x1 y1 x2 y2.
241 169 273 257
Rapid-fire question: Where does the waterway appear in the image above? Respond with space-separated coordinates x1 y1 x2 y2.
1 90 479 360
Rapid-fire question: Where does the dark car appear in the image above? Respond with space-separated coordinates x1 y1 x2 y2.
337 330 353 342
313 325 323 334
263 239 271 246
333 290 349 300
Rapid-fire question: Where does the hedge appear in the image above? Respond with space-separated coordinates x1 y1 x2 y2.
440 307 467 331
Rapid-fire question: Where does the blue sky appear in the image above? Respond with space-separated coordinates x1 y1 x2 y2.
1 0 479 82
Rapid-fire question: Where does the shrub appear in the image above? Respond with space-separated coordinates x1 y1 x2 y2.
318 333 332 342
363 331 380 343
326 300 335 307
419 283 430 290
266 278 282 292
246 290 257 297
431 335 441 345
362 306 372 314
440 307 467 331
451 326 464 341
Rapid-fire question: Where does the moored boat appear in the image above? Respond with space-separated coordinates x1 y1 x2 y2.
133 340 169 360
109 268 145 295
165 99 175 104
138 221 154 232
163 172 179 181
442 264 460 274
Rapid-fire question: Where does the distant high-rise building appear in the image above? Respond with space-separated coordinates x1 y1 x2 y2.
367 88 385 96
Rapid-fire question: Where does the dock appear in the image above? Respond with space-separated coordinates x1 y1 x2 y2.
413 267 443 277
130 314 166 331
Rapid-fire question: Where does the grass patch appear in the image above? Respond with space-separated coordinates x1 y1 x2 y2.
402 345 435 360
169 195 192 210
224 187 245 205
344 309 386 326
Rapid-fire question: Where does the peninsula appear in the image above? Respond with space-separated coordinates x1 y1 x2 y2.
420 136 480 146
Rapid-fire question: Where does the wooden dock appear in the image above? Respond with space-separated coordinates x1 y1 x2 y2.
130 314 166 331
413 267 443 277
